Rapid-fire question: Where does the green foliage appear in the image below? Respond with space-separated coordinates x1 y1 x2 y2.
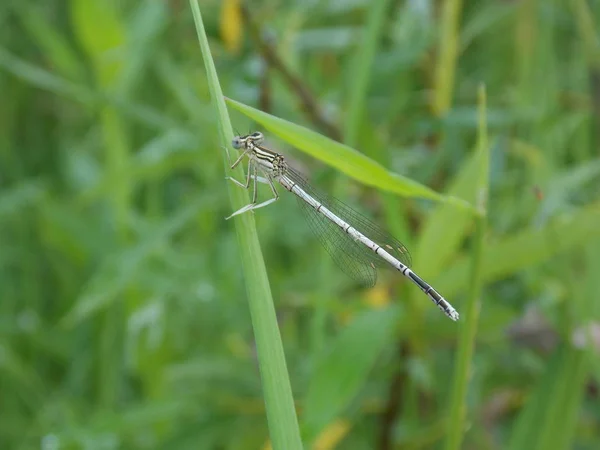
1 0 600 449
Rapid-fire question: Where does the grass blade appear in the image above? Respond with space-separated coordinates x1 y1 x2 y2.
342 0 393 148
226 98 475 212
302 306 399 443
433 0 464 116
414 142 487 280
508 344 588 450
570 0 600 70
443 85 489 450
188 2 303 449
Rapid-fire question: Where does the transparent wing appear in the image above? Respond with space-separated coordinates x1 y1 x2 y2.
296 190 378 287
286 167 412 287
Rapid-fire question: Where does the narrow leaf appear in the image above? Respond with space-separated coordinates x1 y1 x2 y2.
226 98 475 212
303 306 399 442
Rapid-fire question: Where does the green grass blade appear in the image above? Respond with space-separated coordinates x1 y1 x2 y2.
570 0 600 69
70 0 130 409
535 350 589 450
302 306 399 443
188 2 303 449
70 0 125 87
342 0 392 148
444 85 489 450
508 344 588 450
225 98 475 212
414 141 488 279
433 0 464 116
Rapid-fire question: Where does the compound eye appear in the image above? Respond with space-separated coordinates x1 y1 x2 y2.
231 137 242 149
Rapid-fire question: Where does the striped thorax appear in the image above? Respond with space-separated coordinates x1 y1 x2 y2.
232 132 287 178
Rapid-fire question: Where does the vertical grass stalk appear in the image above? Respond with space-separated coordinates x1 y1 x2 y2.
443 85 488 450
189 2 303 449
433 0 463 116
570 0 600 70
343 0 392 148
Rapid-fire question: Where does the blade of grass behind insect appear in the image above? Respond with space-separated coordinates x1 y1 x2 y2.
414 139 489 281
225 98 476 213
71 0 130 409
443 85 488 450
570 0 600 70
508 342 588 450
433 0 463 116
188 3 302 449
535 349 589 450
343 0 392 150
302 306 400 444
507 344 574 450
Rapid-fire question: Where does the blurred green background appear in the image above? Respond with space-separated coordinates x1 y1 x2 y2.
2 0 600 449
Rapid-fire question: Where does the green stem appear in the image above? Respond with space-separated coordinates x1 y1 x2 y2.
433 0 463 116
443 213 484 450
343 0 392 149
189 2 303 449
443 85 488 450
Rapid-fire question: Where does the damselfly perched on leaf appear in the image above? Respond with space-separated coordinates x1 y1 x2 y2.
224 132 459 321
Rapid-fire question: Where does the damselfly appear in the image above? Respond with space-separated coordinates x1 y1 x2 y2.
224 132 459 321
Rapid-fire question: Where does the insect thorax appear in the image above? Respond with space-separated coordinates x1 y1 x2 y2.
271 154 288 177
